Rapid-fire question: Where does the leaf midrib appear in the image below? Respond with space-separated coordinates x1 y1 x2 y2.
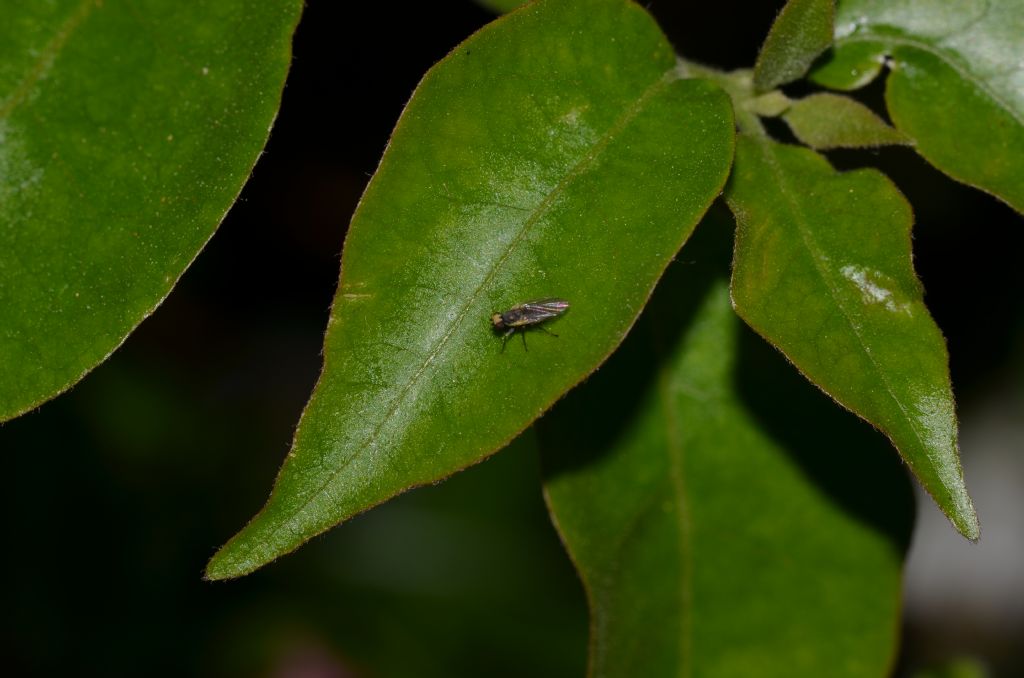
0 0 96 120
246 70 681 562
652 318 694 678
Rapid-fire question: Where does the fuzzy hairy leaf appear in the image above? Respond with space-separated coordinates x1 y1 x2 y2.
783 92 907 149
754 0 835 92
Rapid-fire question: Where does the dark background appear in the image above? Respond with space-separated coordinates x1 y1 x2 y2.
3 1 1021 676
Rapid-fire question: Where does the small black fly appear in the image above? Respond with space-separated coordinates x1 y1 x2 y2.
491 298 569 351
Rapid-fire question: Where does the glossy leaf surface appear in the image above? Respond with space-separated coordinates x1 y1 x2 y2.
541 218 912 677
207 0 735 579
810 0 1024 213
753 0 835 92
725 134 978 539
0 1 301 420
783 92 907 149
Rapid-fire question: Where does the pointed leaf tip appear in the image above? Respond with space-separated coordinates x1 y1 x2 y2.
725 135 978 539
949 486 980 542
204 550 239 582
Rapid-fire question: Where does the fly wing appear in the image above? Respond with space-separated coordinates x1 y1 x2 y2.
520 298 569 322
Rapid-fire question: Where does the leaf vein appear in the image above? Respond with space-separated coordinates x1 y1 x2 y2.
249 70 680 556
840 34 1024 129
0 0 98 121
652 320 693 678
752 137 936 464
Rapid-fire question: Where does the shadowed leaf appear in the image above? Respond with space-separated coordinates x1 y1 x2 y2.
540 214 913 677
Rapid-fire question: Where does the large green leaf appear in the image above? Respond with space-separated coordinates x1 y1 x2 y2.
0 0 302 421
753 0 835 93
725 133 978 539
206 0 735 580
540 216 912 677
809 0 1024 213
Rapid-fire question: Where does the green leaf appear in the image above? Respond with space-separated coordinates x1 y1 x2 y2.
809 0 1024 213
747 90 792 118
0 0 302 421
806 40 884 90
913 657 989 678
540 216 912 677
206 0 735 580
753 0 835 92
783 92 907 149
474 0 528 14
725 133 978 540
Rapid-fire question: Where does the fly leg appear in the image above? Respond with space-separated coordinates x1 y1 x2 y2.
537 325 559 338
501 327 515 353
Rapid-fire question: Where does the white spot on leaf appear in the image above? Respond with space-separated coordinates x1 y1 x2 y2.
841 264 912 314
